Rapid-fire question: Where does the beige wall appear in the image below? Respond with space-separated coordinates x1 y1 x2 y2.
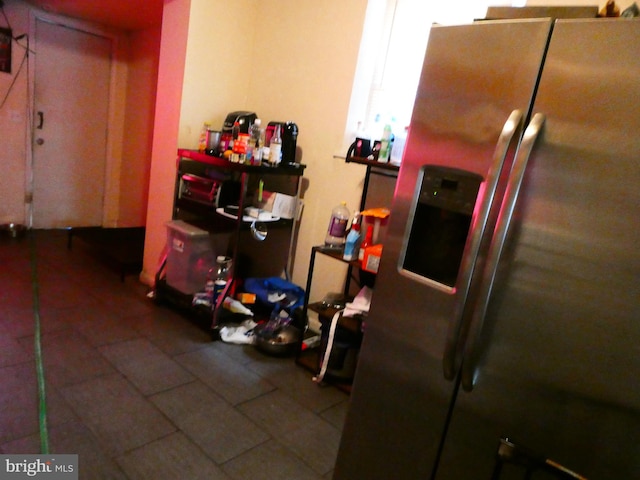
247 0 370 300
0 0 159 228
142 0 370 304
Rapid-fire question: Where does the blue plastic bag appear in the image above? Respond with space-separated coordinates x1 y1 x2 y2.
244 277 305 312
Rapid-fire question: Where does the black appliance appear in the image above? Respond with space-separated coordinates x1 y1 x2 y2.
222 111 257 135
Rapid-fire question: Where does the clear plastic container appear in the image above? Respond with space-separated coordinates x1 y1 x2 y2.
165 220 215 294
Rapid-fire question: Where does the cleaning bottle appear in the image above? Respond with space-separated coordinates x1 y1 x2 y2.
325 201 350 247
343 212 361 261
359 224 374 264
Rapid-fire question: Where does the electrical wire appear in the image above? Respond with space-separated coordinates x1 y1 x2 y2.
1 1 12 31
0 43 27 110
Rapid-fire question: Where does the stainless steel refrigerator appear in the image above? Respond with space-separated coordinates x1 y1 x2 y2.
334 18 640 479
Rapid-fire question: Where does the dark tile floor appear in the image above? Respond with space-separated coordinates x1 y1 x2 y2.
0 230 348 479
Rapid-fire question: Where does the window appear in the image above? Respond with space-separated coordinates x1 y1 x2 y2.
343 0 509 147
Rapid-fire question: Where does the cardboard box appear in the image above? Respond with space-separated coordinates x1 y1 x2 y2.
362 244 383 274
260 191 300 219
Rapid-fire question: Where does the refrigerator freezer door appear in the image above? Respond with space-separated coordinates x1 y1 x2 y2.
437 19 640 479
333 19 553 480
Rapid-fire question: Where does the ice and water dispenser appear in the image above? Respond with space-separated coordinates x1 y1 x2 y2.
400 165 483 290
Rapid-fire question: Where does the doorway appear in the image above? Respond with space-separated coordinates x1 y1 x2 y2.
31 17 111 228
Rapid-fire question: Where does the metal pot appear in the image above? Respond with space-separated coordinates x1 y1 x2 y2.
254 323 301 356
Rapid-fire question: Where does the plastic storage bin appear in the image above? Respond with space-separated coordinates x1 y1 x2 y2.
165 220 215 295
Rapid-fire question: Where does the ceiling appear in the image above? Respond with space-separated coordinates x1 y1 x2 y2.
26 0 164 31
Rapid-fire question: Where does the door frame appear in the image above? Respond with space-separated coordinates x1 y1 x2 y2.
26 9 125 228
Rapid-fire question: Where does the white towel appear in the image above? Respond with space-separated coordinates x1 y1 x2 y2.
344 286 373 317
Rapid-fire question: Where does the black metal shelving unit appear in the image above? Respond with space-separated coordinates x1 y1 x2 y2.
295 155 398 390
154 149 306 335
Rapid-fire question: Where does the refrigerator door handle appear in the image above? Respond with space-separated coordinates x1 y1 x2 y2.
443 109 525 380
461 112 546 392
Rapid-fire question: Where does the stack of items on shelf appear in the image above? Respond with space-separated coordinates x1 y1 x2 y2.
297 203 391 386
325 202 390 274
160 217 306 354
198 110 299 167
194 272 306 354
349 119 408 166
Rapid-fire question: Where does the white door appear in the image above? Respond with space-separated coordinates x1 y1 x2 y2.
32 18 111 228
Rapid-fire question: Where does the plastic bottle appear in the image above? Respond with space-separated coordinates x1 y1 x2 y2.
230 121 240 152
204 270 216 304
359 224 374 264
211 255 232 305
325 201 350 247
249 119 262 165
378 124 393 163
259 128 267 162
390 125 408 165
269 124 282 166
198 122 211 153
343 212 361 261
222 297 253 316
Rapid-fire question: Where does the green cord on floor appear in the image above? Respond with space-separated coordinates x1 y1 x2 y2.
29 231 50 454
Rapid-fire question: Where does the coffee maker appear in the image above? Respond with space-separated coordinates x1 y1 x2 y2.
222 111 257 134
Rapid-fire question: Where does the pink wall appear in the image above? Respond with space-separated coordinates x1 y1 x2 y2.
140 0 191 285
119 27 162 226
